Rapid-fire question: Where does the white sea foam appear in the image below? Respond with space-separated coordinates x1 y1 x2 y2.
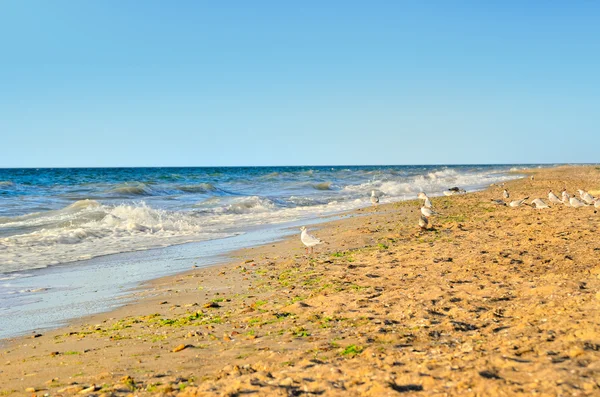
343 168 518 200
0 200 230 273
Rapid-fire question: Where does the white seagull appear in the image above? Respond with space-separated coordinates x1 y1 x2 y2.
594 199 600 209
423 197 433 208
577 189 596 205
418 192 433 208
370 190 379 206
562 190 571 206
531 198 550 209
503 189 510 199
421 206 440 218
569 196 587 208
548 190 562 205
509 197 529 208
300 226 323 254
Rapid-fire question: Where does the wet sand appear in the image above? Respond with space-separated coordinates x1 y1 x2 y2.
1 165 599 396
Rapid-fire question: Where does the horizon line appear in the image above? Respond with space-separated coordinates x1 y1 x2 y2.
0 162 593 170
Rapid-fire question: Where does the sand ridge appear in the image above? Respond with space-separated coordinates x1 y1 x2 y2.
1 165 599 396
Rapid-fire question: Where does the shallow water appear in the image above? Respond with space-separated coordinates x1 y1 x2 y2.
0 218 322 339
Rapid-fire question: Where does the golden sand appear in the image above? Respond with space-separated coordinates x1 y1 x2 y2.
1 165 599 396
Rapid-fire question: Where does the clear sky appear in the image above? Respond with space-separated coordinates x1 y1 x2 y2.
1 1 598 167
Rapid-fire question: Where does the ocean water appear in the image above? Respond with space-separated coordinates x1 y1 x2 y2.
0 165 528 276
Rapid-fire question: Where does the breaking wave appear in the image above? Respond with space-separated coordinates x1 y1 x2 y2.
0 200 228 273
225 196 276 214
110 183 154 196
177 183 217 193
313 182 333 190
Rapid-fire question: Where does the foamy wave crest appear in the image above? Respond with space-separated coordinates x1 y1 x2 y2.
343 168 517 200
225 196 276 214
0 201 227 273
0 181 14 187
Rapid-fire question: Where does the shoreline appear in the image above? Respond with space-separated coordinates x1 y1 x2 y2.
0 215 344 341
1 165 599 396
0 168 523 341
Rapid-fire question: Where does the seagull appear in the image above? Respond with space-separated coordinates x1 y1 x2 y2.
503 189 510 199
548 190 562 205
530 175 535 181
531 198 550 209
417 192 433 208
418 215 428 230
449 187 466 194
491 199 507 206
562 189 571 204
509 197 529 208
577 189 596 205
569 196 588 208
370 190 379 206
421 206 440 218
423 197 433 208
300 226 323 254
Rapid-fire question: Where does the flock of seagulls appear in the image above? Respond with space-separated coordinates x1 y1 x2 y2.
492 187 600 210
300 181 599 254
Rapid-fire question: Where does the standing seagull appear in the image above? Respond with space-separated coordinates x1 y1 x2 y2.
509 197 529 208
577 189 596 205
562 189 571 205
569 196 587 208
300 226 323 254
503 189 510 199
531 198 550 209
418 192 433 208
421 206 440 218
423 196 433 208
370 190 379 206
548 190 562 205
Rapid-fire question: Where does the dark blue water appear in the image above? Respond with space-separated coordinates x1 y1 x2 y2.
0 165 530 274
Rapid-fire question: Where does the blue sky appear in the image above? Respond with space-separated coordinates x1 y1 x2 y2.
1 1 598 167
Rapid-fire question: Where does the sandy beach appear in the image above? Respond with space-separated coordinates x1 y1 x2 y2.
1 165 599 396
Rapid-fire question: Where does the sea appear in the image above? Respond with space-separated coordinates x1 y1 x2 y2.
0 165 536 338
